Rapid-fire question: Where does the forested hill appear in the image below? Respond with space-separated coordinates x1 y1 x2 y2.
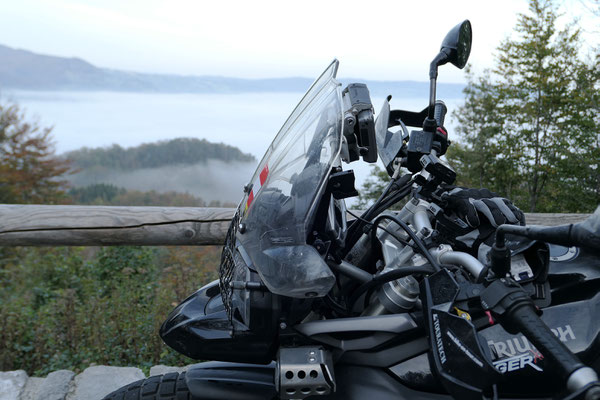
64 137 255 169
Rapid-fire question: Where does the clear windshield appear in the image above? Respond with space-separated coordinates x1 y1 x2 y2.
236 60 342 298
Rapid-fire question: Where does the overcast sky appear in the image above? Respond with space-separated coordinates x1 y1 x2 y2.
0 0 596 83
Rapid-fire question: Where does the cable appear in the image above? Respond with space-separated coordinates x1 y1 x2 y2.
371 186 412 217
346 210 409 247
344 178 413 258
366 174 413 220
372 214 441 272
348 265 435 311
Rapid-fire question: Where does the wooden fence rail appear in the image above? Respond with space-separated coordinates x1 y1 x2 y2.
0 204 590 247
0 205 235 246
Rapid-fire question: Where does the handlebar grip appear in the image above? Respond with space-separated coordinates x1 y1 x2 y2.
481 278 598 394
434 100 447 127
508 304 583 380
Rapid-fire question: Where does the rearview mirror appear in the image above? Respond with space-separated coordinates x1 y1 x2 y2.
427 20 472 121
440 20 472 69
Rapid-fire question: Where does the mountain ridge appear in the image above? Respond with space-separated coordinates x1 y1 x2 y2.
0 44 465 97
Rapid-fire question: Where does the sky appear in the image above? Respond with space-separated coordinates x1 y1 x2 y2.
1 0 596 83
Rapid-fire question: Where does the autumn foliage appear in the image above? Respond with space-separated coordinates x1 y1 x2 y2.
0 102 70 204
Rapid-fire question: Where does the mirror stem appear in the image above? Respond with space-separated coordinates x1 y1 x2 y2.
428 51 449 120
428 78 437 120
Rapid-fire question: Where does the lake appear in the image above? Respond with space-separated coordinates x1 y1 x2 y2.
4 89 464 202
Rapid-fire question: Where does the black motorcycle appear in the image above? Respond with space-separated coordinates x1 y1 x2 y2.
104 20 600 400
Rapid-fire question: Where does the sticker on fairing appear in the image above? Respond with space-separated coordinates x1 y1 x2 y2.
487 324 576 373
510 254 533 281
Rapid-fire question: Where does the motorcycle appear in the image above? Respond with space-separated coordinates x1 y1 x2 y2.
103 20 600 400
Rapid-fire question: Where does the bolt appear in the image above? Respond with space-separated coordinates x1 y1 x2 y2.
280 322 287 330
238 223 246 234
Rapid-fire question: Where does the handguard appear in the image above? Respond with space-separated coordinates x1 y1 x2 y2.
420 269 500 399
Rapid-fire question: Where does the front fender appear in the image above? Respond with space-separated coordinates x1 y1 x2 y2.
185 361 277 400
160 280 275 363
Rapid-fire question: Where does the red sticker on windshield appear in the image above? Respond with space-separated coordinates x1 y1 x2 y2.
259 164 269 186
245 164 269 212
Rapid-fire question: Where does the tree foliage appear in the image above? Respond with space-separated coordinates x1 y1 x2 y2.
0 245 220 375
68 183 126 204
65 138 255 170
0 102 70 204
68 183 235 207
447 0 599 212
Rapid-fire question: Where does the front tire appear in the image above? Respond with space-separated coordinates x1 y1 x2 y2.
102 372 195 400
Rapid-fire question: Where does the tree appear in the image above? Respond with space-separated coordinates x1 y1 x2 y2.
447 0 599 212
0 102 70 204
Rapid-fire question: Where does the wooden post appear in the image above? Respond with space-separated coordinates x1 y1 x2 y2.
0 204 590 247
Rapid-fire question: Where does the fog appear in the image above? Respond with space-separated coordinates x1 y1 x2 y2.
69 159 258 204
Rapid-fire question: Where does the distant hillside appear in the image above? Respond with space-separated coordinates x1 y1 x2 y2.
65 137 255 169
0 44 465 97
0 44 312 93
65 138 257 203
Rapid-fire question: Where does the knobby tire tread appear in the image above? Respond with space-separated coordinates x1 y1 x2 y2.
102 372 195 400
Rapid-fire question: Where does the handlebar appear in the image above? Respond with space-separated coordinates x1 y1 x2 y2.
495 207 600 256
481 278 599 398
509 301 583 380
433 100 447 127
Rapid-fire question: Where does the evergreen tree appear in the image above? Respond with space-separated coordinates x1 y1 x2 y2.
447 0 599 212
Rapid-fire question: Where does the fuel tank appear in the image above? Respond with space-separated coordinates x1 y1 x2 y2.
547 245 600 296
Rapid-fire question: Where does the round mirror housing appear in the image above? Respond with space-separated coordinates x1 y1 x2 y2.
440 20 472 69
